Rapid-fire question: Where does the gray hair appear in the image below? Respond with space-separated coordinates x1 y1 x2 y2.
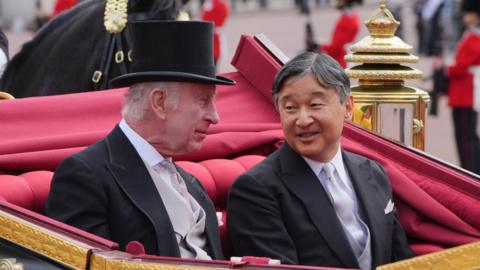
122 82 181 121
272 52 351 108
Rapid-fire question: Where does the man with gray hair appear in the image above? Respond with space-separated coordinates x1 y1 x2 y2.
227 52 412 270
46 20 234 259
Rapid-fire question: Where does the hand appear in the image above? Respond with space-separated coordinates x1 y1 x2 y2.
432 56 444 70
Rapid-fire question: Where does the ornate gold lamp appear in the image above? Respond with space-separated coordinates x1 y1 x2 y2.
346 0 429 150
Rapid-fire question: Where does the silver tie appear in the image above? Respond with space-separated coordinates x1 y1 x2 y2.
155 158 193 213
322 163 367 252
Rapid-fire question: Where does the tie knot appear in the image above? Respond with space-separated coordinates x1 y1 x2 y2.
155 158 177 174
322 163 335 180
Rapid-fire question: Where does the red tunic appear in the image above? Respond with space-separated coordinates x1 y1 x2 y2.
52 0 77 17
447 30 480 108
321 10 360 68
201 0 230 62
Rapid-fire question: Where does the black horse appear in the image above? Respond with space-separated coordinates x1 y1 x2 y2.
0 0 182 98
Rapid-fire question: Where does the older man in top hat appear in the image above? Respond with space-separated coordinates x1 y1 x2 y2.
45 20 235 259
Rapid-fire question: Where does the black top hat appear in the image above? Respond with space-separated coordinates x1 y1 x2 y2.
462 0 480 15
110 20 235 87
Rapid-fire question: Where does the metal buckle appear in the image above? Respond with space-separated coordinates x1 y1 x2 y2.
115 50 124 64
92 70 103 84
127 50 133 62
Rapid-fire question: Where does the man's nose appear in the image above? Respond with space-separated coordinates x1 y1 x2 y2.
206 103 220 124
296 108 313 126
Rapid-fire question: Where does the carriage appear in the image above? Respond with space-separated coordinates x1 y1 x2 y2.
0 0 479 268
0 33 479 270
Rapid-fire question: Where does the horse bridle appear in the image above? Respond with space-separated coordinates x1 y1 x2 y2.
92 0 130 90
92 0 189 90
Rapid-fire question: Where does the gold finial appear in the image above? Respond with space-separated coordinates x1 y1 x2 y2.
364 0 400 38
380 0 386 8
345 0 422 85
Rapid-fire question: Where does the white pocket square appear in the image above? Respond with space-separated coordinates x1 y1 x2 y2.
216 212 224 227
384 199 395 214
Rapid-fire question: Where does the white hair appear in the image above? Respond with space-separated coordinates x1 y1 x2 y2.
122 82 181 121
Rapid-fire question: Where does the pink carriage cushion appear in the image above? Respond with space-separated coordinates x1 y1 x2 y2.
19 171 54 213
0 174 36 210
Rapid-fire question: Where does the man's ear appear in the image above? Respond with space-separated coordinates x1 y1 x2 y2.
344 95 354 121
150 88 167 119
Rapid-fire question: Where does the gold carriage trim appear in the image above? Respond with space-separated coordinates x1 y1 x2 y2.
91 253 224 270
349 36 412 54
0 212 90 270
377 241 480 270
347 69 423 80
345 53 418 64
0 259 23 270
0 91 15 100
363 0 400 38
104 0 128 34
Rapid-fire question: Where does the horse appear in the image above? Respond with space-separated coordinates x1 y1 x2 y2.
0 0 183 98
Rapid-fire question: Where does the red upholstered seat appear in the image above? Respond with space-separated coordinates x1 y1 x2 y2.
0 171 53 212
0 152 478 258
0 155 265 258
177 155 266 257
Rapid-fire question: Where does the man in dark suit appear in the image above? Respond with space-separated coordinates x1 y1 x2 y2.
227 52 413 269
45 20 235 259
0 26 8 77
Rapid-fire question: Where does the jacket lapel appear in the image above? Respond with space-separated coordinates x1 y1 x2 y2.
104 126 180 257
343 151 390 267
279 144 358 268
179 168 224 260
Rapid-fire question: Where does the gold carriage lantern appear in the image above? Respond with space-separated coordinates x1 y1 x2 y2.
346 0 429 150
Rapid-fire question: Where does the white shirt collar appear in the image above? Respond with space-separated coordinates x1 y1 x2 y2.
119 118 166 168
302 146 348 181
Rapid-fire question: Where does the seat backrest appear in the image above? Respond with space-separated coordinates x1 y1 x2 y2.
0 155 266 258
0 171 53 213
176 155 266 257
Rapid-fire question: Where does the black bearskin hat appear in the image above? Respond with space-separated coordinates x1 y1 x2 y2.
462 0 480 15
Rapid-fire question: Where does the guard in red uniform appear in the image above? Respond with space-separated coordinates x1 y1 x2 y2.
446 0 480 174
201 0 230 66
320 0 361 68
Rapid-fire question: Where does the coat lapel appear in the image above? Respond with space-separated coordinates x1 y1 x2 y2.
278 144 358 268
104 126 180 257
343 151 390 267
178 167 224 260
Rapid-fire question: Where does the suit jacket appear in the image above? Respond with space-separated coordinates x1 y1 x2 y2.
45 126 224 259
227 143 412 269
